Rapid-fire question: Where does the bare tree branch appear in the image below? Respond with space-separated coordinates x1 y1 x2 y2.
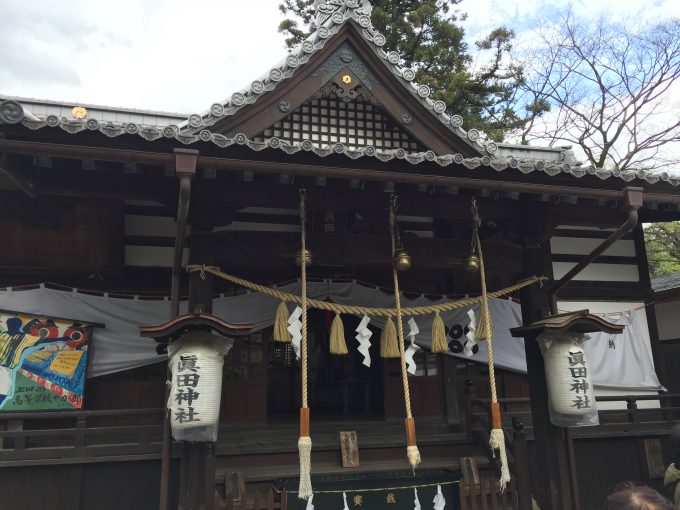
515 15 680 173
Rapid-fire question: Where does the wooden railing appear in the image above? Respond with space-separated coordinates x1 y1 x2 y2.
463 381 532 510
0 408 165 466
465 389 680 436
458 457 520 510
214 472 284 510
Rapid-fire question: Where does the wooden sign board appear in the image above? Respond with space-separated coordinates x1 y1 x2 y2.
340 431 359 468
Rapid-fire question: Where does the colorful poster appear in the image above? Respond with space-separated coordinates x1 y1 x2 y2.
0 311 92 411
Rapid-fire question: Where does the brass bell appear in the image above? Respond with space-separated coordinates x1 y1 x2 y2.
463 253 480 273
295 248 313 267
393 249 412 271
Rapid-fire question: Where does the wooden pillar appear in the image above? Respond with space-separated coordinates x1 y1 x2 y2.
441 355 461 428
519 235 573 510
178 230 216 510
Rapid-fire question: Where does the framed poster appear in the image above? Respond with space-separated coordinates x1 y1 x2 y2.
0 310 96 411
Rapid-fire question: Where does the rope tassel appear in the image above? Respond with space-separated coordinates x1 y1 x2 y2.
298 407 313 499
298 434 313 499
380 317 400 358
329 312 348 355
475 305 492 342
273 301 292 343
430 311 448 353
405 417 421 469
490 428 511 492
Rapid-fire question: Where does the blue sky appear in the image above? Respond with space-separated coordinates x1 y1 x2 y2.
1 0 677 114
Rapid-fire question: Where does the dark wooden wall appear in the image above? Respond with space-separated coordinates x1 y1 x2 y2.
571 436 671 508
0 192 123 271
0 459 180 510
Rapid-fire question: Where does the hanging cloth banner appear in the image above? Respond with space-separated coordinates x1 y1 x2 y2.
0 284 662 390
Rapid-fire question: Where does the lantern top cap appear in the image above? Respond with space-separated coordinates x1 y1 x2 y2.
510 309 624 337
139 311 253 343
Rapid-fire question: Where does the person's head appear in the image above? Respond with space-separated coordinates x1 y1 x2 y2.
603 481 673 510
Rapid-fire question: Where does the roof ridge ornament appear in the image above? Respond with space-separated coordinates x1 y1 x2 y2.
313 0 372 29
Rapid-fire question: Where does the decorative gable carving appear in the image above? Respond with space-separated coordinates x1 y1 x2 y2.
312 43 376 90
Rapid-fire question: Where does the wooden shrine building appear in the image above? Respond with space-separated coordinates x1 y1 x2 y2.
1 1 680 509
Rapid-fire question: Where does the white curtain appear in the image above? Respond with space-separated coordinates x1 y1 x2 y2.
0 283 662 390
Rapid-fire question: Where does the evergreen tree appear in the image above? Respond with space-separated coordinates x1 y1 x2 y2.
644 222 680 278
278 0 532 142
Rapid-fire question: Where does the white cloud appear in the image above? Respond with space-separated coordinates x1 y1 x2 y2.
0 0 288 113
1 0 678 119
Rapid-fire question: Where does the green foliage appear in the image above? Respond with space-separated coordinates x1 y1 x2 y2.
644 222 680 278
278 0 528 142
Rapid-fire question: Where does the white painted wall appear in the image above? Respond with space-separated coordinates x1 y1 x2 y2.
656 300 680 341
550 237 636 257
552 262 639 282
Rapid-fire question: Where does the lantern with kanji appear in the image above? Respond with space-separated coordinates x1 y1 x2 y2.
140 310 252 442
511 310 624 427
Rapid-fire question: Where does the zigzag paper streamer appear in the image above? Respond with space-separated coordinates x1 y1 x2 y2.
342 492 349 510
305 494 314 510
405 317 420 375
287 306 303 360
433 485 445 510
464 308 477 358
355 315 372 367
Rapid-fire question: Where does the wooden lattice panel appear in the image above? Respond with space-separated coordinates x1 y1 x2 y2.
254 93 424 151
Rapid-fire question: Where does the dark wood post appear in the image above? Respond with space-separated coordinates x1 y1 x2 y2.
512 419 532 510
442 354 461 428
463 379 476 439
178 230 217 510
519 234 573 510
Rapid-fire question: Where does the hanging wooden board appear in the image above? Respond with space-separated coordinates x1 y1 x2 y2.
340 431 360 468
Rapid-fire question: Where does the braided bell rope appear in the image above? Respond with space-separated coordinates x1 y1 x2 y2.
389 198 412 420
474 223 497 403
186 265 546 317
300 190 309 409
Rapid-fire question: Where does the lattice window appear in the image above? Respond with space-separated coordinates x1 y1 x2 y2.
253 92 425 152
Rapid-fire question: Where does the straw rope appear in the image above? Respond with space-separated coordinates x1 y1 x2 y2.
187 265 546 317
300 189 309 409
476 227 497 403
389 198 412 420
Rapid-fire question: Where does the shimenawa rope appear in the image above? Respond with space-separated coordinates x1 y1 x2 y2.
187 265 546 317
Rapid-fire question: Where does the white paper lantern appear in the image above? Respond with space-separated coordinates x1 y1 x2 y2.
538 332 599 427
167 331 234 442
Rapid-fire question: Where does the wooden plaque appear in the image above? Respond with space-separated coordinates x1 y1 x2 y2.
340 431 359 468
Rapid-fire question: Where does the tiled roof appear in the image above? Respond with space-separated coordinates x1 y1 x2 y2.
1 0 679 187
651 271 680 293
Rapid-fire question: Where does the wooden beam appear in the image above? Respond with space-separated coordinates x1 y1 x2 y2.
0 158 38 199
212 231 523 272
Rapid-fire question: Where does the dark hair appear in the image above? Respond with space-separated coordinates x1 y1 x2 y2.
603 481 673 510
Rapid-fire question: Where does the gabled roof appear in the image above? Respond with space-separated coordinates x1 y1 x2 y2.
1 0 679 187
510 309 625 336
651 271 680 293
